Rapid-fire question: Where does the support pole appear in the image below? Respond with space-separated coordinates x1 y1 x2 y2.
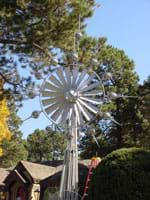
59 117 78 200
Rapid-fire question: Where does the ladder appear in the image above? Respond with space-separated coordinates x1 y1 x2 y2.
82 157 101 200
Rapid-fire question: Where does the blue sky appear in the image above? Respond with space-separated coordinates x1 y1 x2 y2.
86 0 150 82
19 0 150 138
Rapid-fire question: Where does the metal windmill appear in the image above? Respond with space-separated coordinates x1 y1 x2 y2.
40 66 104 200
20 16 138 200
37 16 105 200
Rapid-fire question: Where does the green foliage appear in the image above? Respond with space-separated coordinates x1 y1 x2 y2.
79 36 150 157
0 0 95 50
0 137 28 167
80 135 116 159
27 129 67 162
0 0 149 166
88 148 150 200
0 0 95 102
79 37 141 157
117 76 150 147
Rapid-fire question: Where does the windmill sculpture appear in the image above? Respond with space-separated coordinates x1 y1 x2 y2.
40 66 104 200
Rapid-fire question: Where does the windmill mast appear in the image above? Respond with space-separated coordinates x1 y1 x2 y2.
40 16 105 200
59 16 81 200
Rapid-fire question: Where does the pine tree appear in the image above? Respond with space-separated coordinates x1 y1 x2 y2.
27 129 66 162
0 0 96 101
78 37 140 158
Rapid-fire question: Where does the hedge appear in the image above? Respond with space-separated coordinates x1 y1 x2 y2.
88 147 150 200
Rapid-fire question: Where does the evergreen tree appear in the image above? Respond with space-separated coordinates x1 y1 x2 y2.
0 0 96 100
124 76 150 147
27 128 66 162
78 37 141 158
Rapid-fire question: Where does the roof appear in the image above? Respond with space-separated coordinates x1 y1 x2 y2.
40 160 90 168
0 168 11 186
1 160 91 186
40 159 90 184
20 161 56 182
55 160 90 173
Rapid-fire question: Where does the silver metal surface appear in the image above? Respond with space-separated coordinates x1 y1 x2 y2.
40 67 104 200
40 67 103 127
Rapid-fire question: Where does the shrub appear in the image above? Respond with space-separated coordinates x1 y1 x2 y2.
88 147 150 200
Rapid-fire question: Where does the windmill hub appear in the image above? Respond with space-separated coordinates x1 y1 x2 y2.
65 89 78 103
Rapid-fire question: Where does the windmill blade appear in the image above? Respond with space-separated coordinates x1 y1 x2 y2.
64 68 72 86
78 73 96 90
45 103 60 115
41 67 104 126
44 81 60 92
42 90 58 98
71 68 79 87
42 98 57 106
56 69 67 88
80 96 102 104
74 104 83 125
82 90 103 96
76 101 92 121
49 74 64 88
78 99 99 114
70 105 76 127
51 106 64 122
75 69 87 87
59 104 70 125
81 81 101 92
68 105 73 127
75 103 84 125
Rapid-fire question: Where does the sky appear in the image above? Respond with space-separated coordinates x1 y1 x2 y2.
86 0 150 82
19 0 150 138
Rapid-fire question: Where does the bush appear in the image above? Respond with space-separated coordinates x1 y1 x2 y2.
88 147 150 200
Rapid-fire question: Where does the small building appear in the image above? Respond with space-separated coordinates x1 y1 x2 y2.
0 168 11 200
0 160 90 200
4 161 56 200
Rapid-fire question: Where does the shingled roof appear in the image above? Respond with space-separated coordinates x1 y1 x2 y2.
40 159 90 168
1 160 91 188
0 168 11 186
20 161 56 182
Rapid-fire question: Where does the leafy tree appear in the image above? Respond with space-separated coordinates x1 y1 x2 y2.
0 91 28 167
0 80 11 155
0 137 28 167
27 128 67 162
0 0 96 102
88 148 150 200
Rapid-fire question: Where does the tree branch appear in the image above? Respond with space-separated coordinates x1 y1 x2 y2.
32 42 52 60
0 39 53 60
0 39 27 45
0 72 19 88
